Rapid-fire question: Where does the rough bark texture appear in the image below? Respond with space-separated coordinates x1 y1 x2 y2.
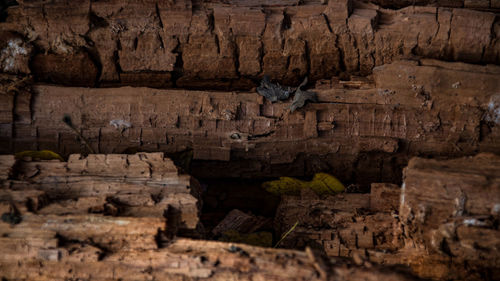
0 0 498 88
1 59 499 183
274 153 500 280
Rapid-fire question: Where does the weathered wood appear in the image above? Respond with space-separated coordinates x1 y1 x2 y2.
1 153 202 233
0 237 420 281
0 214 165 253
275 154 500 280
1 59 499 185
400 153 500 269
274 190 399 253
0 155 14 180
370 183 400 213
0 153 419 280
211 209 271 236
1 0 497 86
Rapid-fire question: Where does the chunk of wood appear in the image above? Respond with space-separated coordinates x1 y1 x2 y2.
274 192 399 254
212 209 271 236
4 153 202 234
401 153 500 267
0 237 420 281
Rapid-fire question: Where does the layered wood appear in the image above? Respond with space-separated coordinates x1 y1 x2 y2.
370 0 500 10
274 187 400 257
0 153 498 280
0 0 498 87
274 153 500 280
0 237 423 281
1 60 499 182
399 153 500 274
0 154 422 281
0 153 202 237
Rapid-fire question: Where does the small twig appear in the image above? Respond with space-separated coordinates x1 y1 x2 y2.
274 220 299 248
6 76 31 94
62 115 96 154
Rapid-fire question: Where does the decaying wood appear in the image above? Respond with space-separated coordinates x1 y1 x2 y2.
0 155 14 180
1 60 499 185
0 237 422 281
0 152 498 280
399 153 500 277
0 153 422 281
274 189 399 254
1 0 498 87
0 0 498 279
274 154 500 280
370 183 400 213
1 153 202 235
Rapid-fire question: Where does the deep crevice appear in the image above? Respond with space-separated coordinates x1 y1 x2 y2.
171 37 184 87
155 3 164 29
0 0 18 22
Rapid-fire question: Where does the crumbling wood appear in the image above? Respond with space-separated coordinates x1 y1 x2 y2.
0 214 165 253
1 153 202 234
400 153 500 268
1 60 498 184
370 183 400 213
275 154 500 280
0 1 497 86
0 155 14 180
0 237 421 281
273 192 397 252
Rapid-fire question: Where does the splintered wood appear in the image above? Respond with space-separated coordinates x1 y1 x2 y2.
275 154 500 281
0 152 498 280
0 153 420 281
274 190 399 255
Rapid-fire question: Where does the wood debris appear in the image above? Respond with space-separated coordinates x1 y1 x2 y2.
274 154 500 280
0 153 420 281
